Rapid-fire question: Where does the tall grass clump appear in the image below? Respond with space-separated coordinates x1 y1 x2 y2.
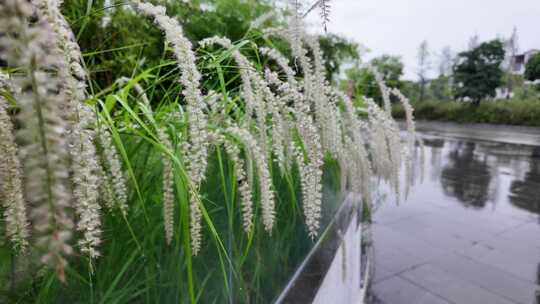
0 0 421 303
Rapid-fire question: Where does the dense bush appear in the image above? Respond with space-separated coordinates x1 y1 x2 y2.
525 52 540 81
393 99 540 126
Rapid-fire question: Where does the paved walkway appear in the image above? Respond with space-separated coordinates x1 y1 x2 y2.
371 123 540 304
412 120 540 147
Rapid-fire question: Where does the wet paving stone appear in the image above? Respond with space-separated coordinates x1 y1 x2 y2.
373 225 448 262
497 222 540 250
372 265 395 284
371 122 540 304
372 275 450 304
431 252 539 304
457 242 539 284
478 234 540 263
400 264 515 304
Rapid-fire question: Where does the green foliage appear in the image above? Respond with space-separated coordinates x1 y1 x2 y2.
514 83 539 99
371 55 404 82
62 0 357 91
343 55 404 104
453 40 506 105
62 0 276 89
318 34 359 81
502 72 525 94
429 76 453 102
400 80 422 102
525 52 540 81
393 99 540 126
1 50 345 304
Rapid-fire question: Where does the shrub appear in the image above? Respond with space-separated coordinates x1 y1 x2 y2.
393 99 540 126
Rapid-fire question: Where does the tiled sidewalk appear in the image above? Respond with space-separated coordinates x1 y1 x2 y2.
370 126 540 304
371 202 539 304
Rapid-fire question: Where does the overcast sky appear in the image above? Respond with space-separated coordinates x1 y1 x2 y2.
305 0 540 80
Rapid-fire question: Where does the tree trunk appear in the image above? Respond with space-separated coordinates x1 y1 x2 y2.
419 79 426 102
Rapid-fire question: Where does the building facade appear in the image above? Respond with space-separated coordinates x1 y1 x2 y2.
511 49 540 75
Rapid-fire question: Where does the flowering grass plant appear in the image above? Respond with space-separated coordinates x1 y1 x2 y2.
0 0 418 302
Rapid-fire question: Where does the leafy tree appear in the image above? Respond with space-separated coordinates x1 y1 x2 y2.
505 27 520 63
438 46 454 77
468 33 480 50
417 40 431 102
343 55 404 104
429 46 455 102
318 34 360 82
401 80 421 102
453 40 505 105
429 76 452 101
371 55 404 83
503 27 520 96
525 53 540 81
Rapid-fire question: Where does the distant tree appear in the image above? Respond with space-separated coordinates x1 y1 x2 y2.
468 33 480 50
504 27 520 68
343 55 404 104
343 66 373 99
371 55 404 84
503 27 520 97
417 40 431 102
438 46 454 77
318 34 360 82
453 40 505 105
429 76 452 101
400 80 421 102
428 46 455 102
525 53 540 81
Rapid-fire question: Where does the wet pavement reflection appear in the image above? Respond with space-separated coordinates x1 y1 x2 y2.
370 122 540 304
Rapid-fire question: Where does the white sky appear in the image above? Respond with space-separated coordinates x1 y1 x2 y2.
305 0 540 80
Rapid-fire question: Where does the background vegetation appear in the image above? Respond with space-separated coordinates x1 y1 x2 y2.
346 30 540 125
393 98 540 126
